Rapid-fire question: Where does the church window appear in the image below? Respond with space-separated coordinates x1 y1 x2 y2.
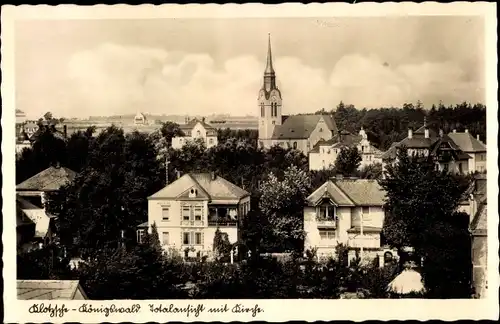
293 142 298 149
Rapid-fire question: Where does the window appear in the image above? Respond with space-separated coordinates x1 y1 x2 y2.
209 138 214 145
286 142 291 149
194 206 203 221
272 121 275 125
196 130 201 137
362 206 369 215
182 206 191 221
361 146 365 152
161 206 170 221
458 163 463 174
162 232 169 245
195 233 202 245
443 163 449 172
293 142 297 149
317 205 336 219
319 230 336 240
319 128 323 132
261 103 265 117
137 229 145 244
183 232 190 245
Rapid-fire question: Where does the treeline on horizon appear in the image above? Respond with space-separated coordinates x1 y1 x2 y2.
312 101 487 151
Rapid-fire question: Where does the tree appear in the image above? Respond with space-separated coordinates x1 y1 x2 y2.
51 127 164 254
358 162 383 179
378 147 472 297
334 147 362 176
17 244 74 280
259 165 311 252
159 121 185 144
213 228 232 261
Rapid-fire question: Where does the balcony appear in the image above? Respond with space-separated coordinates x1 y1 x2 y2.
208 205 238 227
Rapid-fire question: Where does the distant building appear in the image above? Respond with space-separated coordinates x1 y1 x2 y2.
382 121 471 175
22 120 40 140
141 172 250 259
304 177 391 264
309 128 383 171
134 112 148 125
171 118 218 149
257 34 338 154
447 129 487 173
17 280 88 300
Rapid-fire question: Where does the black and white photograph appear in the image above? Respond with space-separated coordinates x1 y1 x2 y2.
2 3 498 322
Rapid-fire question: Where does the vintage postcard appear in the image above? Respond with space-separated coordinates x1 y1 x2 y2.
2 2 498 323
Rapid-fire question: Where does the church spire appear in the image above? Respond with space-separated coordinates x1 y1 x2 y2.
264 33 275 75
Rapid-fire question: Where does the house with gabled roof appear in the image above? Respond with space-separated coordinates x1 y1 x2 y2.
304 177 390 261
16 165 77 208
448 129 487 173
382 120 471 175
256 34 338 154
171 117 218 149
309 128 383 171
140 172 250 259
17 280 88 300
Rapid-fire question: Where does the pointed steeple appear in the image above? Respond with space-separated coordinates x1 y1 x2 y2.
264 33 275 75
262 33 277 93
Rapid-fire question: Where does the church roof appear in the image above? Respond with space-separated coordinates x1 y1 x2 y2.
271 114 337 140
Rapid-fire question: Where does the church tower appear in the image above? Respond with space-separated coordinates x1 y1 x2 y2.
258 34 282 144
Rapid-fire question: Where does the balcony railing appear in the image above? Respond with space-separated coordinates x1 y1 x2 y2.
208 219 237 227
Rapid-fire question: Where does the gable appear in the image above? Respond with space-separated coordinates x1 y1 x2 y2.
307 181 355 206
176 184 210 200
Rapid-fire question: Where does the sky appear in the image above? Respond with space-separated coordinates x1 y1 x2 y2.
15 16 485 119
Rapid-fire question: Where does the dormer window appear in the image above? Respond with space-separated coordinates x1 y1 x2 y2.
317 204 336 220
189 188 198 198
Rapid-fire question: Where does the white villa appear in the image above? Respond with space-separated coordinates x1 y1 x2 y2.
171 118 218 149
140 172 250 259
447 129 487 173
309 128 383 171
304 177 389 262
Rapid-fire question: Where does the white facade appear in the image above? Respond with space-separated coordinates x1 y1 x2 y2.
171 121 218 150
303 179 387 260
309 129 382 171
145 173 250 259
304 205 385 257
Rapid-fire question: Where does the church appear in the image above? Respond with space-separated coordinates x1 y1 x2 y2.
257 35 338 155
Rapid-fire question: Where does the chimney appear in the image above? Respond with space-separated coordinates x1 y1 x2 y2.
476 134 480 141
465 129 468 133
424 128 429 139
176 170 181 179
63 125 67 138
453 129 457 133
211 171 216 181
336 174 344 181
408 128 413 139
439 129 444 138
202 117 206 123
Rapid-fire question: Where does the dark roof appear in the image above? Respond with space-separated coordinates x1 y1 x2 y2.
429 135 471 161
17 280 88 300
307 179 385 206
16 166 77 191
149 173 249 201
180 118 216 131
447 132 486 152
271 114 337 140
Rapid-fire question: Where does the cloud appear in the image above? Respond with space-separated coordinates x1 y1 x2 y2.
64 43 483 117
